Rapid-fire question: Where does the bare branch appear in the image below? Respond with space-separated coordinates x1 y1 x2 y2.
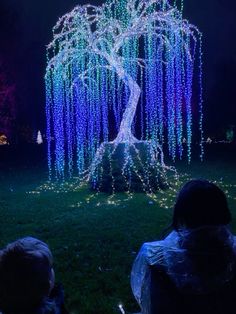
47 0 200 81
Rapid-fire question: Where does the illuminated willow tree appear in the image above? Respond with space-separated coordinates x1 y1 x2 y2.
46 0 203 191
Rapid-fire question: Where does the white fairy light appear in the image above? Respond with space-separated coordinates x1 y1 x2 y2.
45 0 203 191
118 303 126 314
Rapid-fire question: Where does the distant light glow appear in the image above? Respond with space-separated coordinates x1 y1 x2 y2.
45 0 203 189
118 304 126 314
0 134 8 145
36 130 43 145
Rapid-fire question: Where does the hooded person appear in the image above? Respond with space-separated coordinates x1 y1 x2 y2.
131 179 236 314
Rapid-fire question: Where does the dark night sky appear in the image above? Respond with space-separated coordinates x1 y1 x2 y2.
0 0 236 137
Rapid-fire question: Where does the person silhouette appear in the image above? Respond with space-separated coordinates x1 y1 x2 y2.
0 237 68 314
131 179 236 314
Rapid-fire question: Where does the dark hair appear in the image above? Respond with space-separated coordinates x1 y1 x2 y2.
172 179 231 230
0 237 53 313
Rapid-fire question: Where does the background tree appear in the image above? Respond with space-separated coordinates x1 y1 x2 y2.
0 60 16 142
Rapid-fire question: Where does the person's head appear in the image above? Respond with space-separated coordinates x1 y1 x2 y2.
172 179 231 230
0 237 55 313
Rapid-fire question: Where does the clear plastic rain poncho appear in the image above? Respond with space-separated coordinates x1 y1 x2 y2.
131 226 236 314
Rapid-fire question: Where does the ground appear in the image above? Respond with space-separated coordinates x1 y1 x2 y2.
0 144 236 314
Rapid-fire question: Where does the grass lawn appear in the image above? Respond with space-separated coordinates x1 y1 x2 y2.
0 144 236 314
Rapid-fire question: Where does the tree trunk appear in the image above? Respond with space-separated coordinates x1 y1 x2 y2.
114 75 141 143
106 55 141 143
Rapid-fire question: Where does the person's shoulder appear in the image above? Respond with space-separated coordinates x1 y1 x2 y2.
140 240 162 250
140 231 178 255
139 239 164 261
141 231 178 248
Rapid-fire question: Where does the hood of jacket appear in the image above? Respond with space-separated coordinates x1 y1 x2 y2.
161 226 236 294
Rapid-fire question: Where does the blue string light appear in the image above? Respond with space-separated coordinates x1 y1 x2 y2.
45 0 203 187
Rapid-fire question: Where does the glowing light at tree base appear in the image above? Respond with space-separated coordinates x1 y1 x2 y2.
45 0 203 192
89 141 176 193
